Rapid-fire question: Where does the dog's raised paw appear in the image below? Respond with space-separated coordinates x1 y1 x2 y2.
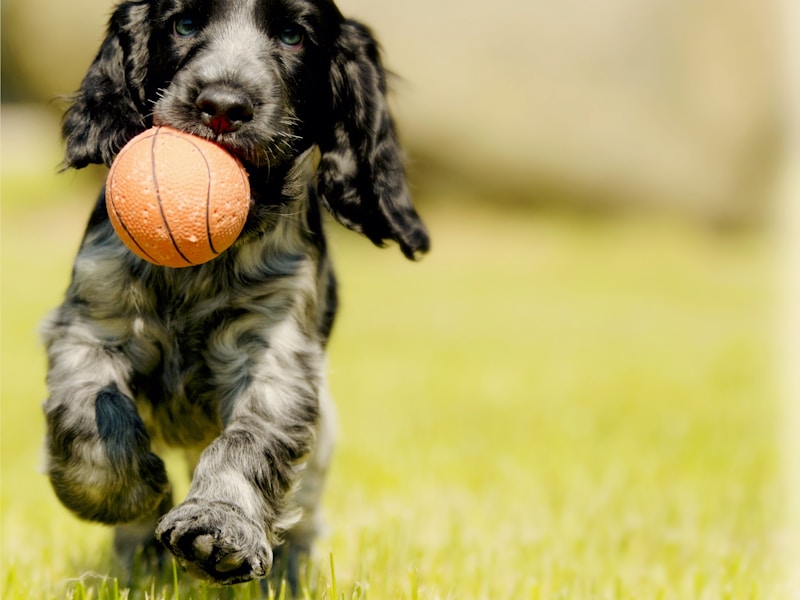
155 500 272 585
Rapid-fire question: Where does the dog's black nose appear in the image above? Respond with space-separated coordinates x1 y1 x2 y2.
196 87 254 134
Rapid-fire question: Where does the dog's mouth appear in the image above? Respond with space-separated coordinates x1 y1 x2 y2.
152 114 250 165
152 101 302 173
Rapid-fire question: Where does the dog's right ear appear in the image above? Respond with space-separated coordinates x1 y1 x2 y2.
62 2 151 169
316 20 429 260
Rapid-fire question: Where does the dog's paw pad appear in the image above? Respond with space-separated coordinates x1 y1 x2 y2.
191 534 215 560
215 550 251 573
155 500 272 585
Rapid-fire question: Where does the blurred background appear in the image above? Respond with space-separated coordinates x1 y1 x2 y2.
0 0 785 221
1 0 795 596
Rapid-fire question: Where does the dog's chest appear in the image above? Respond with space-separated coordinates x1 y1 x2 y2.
123 273 291 446
124 290 230 445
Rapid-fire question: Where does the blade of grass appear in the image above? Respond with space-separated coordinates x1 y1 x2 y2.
329 551 338 600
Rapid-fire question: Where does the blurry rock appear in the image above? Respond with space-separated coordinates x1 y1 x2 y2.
341 0 783 222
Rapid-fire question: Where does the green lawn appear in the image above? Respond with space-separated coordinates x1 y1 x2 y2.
0 137 786 598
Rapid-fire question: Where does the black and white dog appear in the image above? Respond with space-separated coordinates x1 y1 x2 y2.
42 0 428 587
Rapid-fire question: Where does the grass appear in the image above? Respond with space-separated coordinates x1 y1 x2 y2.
0 119 787 598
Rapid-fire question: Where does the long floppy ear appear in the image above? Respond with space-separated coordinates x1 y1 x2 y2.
317 20 430 260
62 2 151 169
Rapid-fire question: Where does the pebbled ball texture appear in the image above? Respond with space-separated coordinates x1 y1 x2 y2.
106 126 250 268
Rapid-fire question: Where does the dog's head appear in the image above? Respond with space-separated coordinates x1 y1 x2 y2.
63 0 428 259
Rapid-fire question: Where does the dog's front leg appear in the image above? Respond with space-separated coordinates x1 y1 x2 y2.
156 319 322 585
42 313 170 525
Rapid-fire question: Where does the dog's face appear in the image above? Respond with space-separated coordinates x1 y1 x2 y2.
63 0 429 259
149 0 340 168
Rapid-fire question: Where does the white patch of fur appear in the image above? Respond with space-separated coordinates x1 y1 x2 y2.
287 380 337 543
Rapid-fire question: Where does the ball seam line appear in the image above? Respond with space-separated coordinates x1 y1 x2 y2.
234 156 249 245
174 132 219 257
152 127 193 267
107 139 159 265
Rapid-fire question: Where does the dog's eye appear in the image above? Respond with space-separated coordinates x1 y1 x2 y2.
173 16 200 37
279 26 304 47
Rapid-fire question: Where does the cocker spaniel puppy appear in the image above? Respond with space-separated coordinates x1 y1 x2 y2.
42 0 428 587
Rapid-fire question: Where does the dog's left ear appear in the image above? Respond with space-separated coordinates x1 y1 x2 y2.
61 2 151 169
317 20 430 260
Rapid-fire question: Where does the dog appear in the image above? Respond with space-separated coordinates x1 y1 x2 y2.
41 0 428 588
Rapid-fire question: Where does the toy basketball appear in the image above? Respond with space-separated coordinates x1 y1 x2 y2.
105 126 250 268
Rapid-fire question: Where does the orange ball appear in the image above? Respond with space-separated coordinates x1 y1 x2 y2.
106 126 250 268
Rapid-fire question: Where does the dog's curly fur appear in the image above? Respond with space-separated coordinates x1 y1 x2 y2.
42 0 428 587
